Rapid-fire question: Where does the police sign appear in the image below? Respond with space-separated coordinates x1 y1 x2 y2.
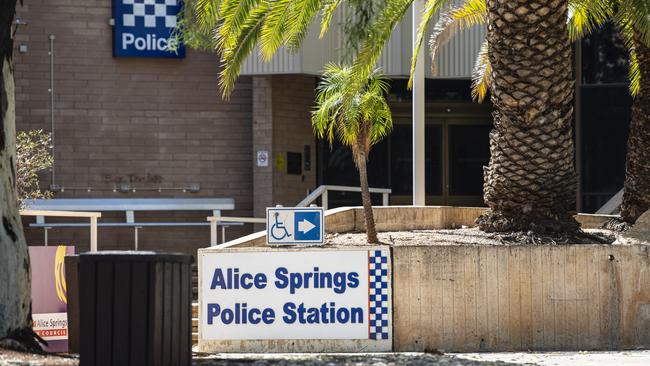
198 247 392 352
113 0 185 58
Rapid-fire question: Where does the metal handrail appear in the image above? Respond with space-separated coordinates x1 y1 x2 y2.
206 185 392 246
20 209 101 251
596 188 624 214
297 185 391 210
206 216 266 246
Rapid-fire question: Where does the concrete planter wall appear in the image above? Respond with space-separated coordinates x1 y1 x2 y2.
210 206 647 352
392 244 650 352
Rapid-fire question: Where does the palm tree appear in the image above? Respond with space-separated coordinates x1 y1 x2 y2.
428 0 650 225
312 64 393 243
181 0 582 234
622 36 650 224
0 0 37 350
609 1 650 224
474 0 578 233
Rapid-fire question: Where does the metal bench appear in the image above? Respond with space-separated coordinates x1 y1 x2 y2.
23 198 236 250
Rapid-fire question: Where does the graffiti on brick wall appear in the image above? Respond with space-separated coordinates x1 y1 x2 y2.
102 173 163 184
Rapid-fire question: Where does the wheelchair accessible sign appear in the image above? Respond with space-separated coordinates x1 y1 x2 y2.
266 207 324 245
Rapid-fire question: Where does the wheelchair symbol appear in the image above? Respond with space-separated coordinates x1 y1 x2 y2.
270 212 292 240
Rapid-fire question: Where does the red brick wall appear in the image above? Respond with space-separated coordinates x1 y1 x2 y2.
13 0 254 255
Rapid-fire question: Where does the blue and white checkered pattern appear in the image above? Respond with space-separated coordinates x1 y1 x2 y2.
122 0 179 29
368 250 389 340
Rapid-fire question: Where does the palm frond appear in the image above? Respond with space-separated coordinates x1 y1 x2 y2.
259 0 292 60
408 0 457 88
471 39 491 102
629 47 641 96
620 0 650 46
194 0 223 32
286 0 324 50
218 0 262 52
349 0 412 101
567 0 613 41
426 0 486 82
319 0 343 38
219 4 268 97
614 11 643 96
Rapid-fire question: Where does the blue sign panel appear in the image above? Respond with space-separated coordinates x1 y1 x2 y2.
266 207 324 245
113 0 185 58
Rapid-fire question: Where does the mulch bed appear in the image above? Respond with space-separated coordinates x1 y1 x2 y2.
325 227 617 246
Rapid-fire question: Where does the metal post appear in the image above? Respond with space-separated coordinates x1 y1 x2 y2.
134 226 140 250
90 217 98 251
210 210 221 246
382 193 389 206
48 34 56 185
575 40 583 212
44 227 50 246
221 226 226 244
210 220 217 246
412 0 426 206
322 189 328 211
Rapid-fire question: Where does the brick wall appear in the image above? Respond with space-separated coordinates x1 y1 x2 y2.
13 0 254 254
252 76 273 224
271 75 317 206
251 75 318 219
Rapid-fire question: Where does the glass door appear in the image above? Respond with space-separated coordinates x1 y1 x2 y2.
445 121 491 206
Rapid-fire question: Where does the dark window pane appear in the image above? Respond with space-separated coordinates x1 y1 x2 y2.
388 79 473 102
389 124 442 196
448 125 490 196
582 22 629 85
580 85 631 212
319 138 389 208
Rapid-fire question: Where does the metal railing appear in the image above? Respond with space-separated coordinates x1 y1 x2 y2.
595 188 624 215
297 185 391 210
207 216 265 246
20 209 101 251
207 185 392 246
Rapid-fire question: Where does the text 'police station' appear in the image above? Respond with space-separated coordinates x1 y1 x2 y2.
206 267 363 326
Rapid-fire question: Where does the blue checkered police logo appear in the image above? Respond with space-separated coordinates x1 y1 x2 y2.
368 250 389 340
113 0 185 58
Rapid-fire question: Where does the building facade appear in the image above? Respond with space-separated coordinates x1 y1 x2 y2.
14 1 630 255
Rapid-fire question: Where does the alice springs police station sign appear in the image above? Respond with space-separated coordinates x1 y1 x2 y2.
198 247 392 352
112 0 185 58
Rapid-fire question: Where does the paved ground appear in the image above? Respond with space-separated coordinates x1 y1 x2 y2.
193 351 650 365
454 350 650 366
2 350 650 365
192 352 521 365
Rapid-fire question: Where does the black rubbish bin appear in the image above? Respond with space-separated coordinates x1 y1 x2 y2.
79 251 192 366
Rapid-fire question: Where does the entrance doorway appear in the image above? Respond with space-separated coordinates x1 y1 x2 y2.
317 102 492 208
389 117 490 207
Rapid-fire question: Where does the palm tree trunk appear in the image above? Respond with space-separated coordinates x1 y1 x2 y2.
356 148 379 244
0 0 34 347
620 35 650 224
477 0 579 234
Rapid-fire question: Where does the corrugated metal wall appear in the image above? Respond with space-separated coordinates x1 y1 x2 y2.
240 4 486 79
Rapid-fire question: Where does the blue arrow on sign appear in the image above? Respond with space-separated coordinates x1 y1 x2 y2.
294 211 321 241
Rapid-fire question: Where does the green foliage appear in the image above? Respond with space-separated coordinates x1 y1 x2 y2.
341 0 383 62
16 130 53 207
408 0 463 88
178 0 332 97
428 0 649 100
312 64 392 164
